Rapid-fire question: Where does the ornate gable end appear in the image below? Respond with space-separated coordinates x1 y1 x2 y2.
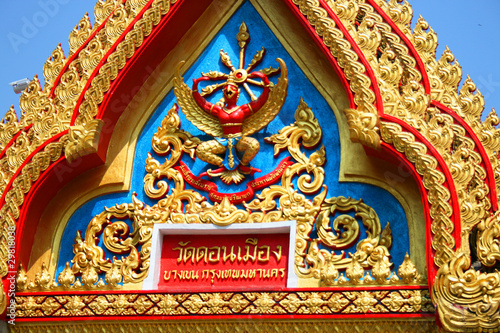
1 1 499 332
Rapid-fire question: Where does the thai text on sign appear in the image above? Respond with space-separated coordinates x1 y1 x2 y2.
172 237 282 264
159 233 289 290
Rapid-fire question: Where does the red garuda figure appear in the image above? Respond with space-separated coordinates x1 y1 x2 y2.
173 22 288 184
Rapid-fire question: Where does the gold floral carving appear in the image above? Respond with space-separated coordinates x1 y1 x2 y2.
311 196 407 285
380 121 456 267
27 95 427 291
12 90 425 290
14 289 433 318
65 119 104 163
290 0 377 118
343 108 380 149
0 140 65 280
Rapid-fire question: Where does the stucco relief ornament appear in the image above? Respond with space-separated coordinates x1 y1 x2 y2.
173 21 288 185
26 18 425 293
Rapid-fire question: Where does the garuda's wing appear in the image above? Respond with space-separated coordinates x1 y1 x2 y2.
241 58 288 137
173 62 224 138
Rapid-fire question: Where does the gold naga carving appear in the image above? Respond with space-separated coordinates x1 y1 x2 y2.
293 0 500 331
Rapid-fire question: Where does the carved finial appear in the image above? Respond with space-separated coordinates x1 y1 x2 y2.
3 106 18 125
16 263 28 291
75 230 83 243
58 262 75 289
319 255 339 286
371 257 392 284
81 265 99 288
337 274 348 285
398 253 420 284
237 21 249 49
389 272 400 283
73 230 85 255
131 192 145 210
96 278 106 288
379 222 392 249
105 260 122 288
362 273 374 284
43 44 66 87
34 262 56 290
346 255 364 284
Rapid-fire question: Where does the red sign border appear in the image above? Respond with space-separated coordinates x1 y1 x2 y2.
143 221 298 291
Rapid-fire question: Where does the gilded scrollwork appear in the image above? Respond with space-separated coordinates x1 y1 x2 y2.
315 197 385 270
38 84 417 290
343 108 380 150
55 98 322 287
143 104 200 199
380 121 456 267
291 0 378 118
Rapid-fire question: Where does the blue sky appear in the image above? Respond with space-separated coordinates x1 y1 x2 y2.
1 1 96 114
1 1 499 118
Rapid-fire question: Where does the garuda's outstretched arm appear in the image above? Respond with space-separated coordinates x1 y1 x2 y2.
248 72 270 113
173 62 224 138
241 58 288 137
192 77 216 115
